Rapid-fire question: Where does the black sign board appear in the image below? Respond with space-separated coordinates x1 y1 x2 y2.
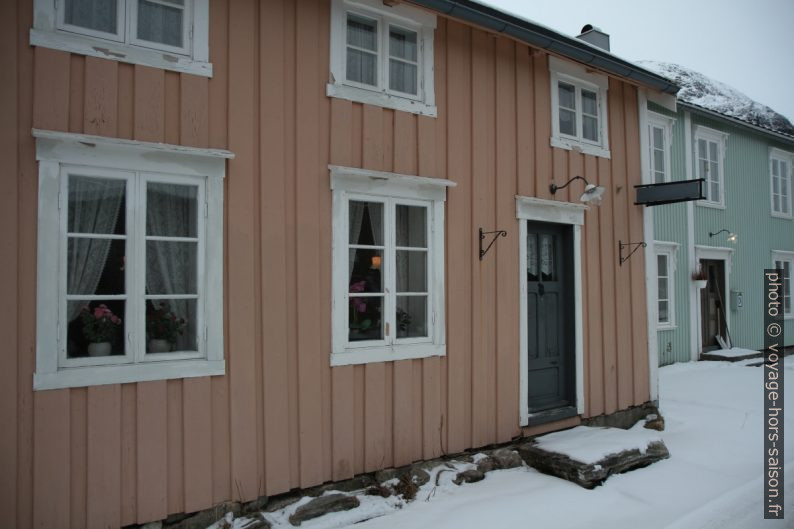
635 178 705 206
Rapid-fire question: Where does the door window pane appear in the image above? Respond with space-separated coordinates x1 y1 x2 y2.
137 0 185 48
527 234 538 281
540 234 555 281
396 295 427 338
65 0 118 34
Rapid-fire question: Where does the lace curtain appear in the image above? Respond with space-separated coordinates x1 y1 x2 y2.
64 0 117 34
67 176 124 320
137 0 185 48
348 201 382 282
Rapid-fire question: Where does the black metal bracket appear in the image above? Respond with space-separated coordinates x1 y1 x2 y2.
619 240 646 266
479 228 507 261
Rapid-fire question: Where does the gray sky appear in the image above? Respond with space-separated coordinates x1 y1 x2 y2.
481 0 794 122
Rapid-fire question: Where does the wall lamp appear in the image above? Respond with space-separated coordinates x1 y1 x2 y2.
550 176 606 205
708 228 738 243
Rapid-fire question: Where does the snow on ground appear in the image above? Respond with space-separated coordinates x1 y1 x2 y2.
533 423 662 464
637 61 794 137
226 357 794 529
701 347 761 359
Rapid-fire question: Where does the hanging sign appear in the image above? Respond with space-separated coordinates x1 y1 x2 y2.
635 178 705 206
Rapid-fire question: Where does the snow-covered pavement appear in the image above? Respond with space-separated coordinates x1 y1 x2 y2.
241 357 794 529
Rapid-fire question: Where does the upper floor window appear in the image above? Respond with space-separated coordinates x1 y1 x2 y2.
31 0 211 76
770 148 793 218
33 129 230 389
549 56 610 158
328 0 437 117
694 126 727 208
773 251 793 318
648 112 674 184
330 165 452 365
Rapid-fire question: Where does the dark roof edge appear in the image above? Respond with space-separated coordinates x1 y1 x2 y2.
411 0 680 95
679 101 794 145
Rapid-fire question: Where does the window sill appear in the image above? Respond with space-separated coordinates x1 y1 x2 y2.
30 28 212 77
330 343 445 366
657 324 677 331
327 83 437 117
33 358 225 390
550 136 611 159
771 211 793 220
696 200 726 210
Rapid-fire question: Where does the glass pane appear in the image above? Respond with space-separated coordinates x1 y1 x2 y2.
710 182 719 201
64 0 117 34
658 300 668 323
782 162 789 179
349 201 383 246
137 0 184 48
655 170 665 184
146 182 198 237
772 159 779 176
396 205 427 248
582 115 598 142
657 255 667 276
68 238 126 295
347 48 377 86
652 127 664 149
66 300 125 358
396 295 428 338
782 172 789 194
540 234 555 281
527 234 538 281
347 13 377 51
709 162 719 182
698 139 707 159
68 175 126 234
581 89 597 115
389 26 417 62
389 59 418 95
773 195 780 211
654 149 665 173
558 82 575 110
396 250 427 292
709 141 717 161
658 277 668 300
349 295 383 342
146 298 197 353
559 109 575 136
772 176 780 194
146 241 197 295
349 248 383 293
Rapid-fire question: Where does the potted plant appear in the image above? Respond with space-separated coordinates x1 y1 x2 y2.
692 267 708 290
80 304 122 356
147 302 187 353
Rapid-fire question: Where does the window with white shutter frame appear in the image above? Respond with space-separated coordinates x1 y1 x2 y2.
694 126 728 208
770 148 793 219
773 251 793 318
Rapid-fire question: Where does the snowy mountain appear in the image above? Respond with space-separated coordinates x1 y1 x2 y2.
638 61 794 137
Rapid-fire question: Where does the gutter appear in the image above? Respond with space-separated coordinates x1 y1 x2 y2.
411 0 680 95
679 101 794 146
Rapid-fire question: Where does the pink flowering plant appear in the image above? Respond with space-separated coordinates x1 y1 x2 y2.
80 304 122 343
349 280 375 332
147 302 187 345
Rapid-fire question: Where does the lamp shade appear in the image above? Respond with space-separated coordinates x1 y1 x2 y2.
580 183 606 204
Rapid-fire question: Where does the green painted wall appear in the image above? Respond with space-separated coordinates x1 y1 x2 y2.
650 102 794 365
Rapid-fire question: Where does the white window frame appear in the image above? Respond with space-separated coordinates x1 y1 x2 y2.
655 241 678 330
549 56 610 159
31 0 212 77
772 250 793 319
328 0 437 117
330 165 453 365
694 125 728 209
648 112 675 184
33 128 232 390
769 148 793 219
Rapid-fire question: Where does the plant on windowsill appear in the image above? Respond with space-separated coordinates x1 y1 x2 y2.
349 280 374 339
80 304 122 357
692 267 708 290
146 302 187 353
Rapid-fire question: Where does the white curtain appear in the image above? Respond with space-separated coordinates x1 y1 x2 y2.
65 0 117 33
146 183 196 348
67 176 124 320
348 201 366 283
346 15 377 86
137 0 184 48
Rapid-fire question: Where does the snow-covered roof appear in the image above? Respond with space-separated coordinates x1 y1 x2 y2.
637 61 794 138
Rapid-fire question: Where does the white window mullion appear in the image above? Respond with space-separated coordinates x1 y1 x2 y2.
133 172 145 363
385 198 395 345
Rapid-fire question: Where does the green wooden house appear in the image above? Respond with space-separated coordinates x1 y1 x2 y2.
639 62 794 366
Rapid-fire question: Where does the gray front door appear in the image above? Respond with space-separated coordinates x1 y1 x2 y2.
526 221 576 419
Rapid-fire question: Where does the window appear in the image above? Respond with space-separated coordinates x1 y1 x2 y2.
694 126 727 207
770 149 793 218
31 0 211 76
33 129 230 389
773 252 793 318
648 112 674 184
655 242 677 329
549 57 610 158
328 0 437 116
330 165 452 365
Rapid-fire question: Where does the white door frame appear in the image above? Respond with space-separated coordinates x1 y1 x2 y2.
517 196 587 426
694 244 733 357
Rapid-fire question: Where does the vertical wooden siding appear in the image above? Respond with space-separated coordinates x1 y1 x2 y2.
3 0 651 526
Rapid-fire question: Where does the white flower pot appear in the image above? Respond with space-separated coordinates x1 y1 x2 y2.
148 338 172 353
694 279 708 290
87 341 112 357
